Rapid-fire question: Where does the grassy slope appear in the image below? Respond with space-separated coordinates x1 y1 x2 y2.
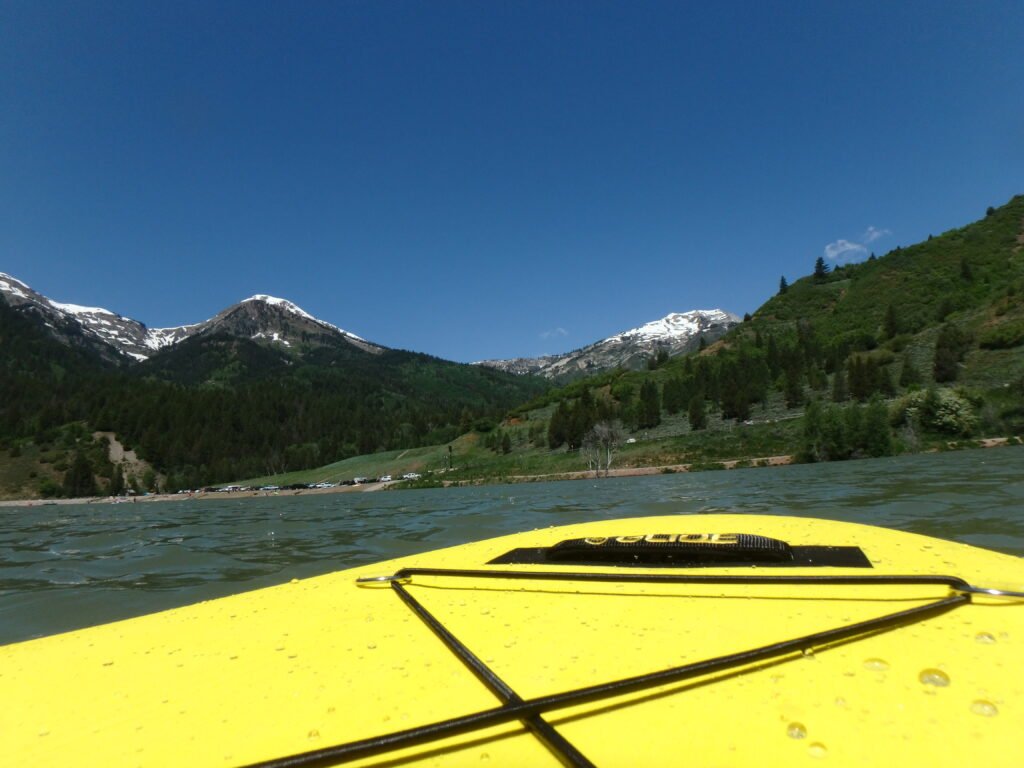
747 195 1024 366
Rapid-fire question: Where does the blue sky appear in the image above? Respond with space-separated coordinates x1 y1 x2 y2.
2 1 1022 363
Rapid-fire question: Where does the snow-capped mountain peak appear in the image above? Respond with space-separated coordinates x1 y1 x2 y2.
244 294 312 316
0 273 382 361
607 309 739 345
241 294 365 341
477 308 740 380
0 272 154 361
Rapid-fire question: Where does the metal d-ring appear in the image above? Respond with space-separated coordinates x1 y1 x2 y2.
954 583 1024 600
355 574 411 586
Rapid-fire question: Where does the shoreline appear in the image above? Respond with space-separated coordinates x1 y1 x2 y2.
0 437 1016 509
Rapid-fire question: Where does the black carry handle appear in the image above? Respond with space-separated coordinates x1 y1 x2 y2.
547 533 794 565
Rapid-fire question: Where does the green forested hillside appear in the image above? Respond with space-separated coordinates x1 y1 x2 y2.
5 196 1023 498
479 195 1024 476
0 305 548 497
754 196 1024 359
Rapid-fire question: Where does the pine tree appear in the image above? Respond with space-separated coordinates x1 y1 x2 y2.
638 380 661 429
878 364 896 397
883 303 899 339
831 364 848 402
779 276 789 295
934 324 969 383
844 403 865 451
108 464 125 496
801 399 824 462
547 401 569 449
813 257 830 280
847 356 880 401
63 450 98 498
807 364 828 391
784 366 804 408
688 393 707 431
662 377 685 415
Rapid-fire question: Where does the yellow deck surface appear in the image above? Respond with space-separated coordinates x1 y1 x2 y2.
2 515 1023 767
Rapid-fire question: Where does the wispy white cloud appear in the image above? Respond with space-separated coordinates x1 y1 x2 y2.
540 327 568 340
824 239 867 262
863 226 891 243
822 224 891 264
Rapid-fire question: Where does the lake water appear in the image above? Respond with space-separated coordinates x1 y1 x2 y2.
2 446 1022 646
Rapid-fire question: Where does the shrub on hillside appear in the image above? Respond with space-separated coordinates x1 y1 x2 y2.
978 319 1024 350
891 389 978 437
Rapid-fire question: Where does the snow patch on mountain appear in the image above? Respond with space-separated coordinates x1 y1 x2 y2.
144 324 202 351
608 309 737 344
0 273 31 300
252 331 292 347
478 309 741 380
0 273 381 361
49 301 118 317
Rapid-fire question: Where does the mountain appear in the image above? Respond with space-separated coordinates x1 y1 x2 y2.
0 273 379 362
478 309 741 380
0 276 549 497
195 295 382 356
0 272 153 363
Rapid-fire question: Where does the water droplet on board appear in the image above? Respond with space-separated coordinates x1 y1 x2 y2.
787 723 807 739
918 669 950 687
975 632 996 644
970 700 998 717
366 643 376 650
863 658 889 671
307 729 320 739
808 742 828 758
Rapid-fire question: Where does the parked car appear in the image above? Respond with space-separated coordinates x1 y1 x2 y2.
402 472 421 480
380 475 392 482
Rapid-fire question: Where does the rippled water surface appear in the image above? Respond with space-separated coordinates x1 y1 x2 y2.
2 446 1022 644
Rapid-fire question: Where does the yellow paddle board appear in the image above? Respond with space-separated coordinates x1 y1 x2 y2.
3 515 1023 767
